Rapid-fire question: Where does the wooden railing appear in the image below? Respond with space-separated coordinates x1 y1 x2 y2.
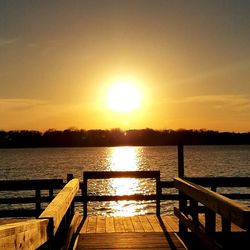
0 178 80 250
1 175 250 219
1 173 250 249
186 177 250 200
82 171 161 217
0 179 64 217
79 171 250 219
174 177 250 250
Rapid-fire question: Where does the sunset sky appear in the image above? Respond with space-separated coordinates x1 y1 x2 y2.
0 0 249 132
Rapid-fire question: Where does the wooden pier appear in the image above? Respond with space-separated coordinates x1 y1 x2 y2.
76 215 186 249
0 145 249 249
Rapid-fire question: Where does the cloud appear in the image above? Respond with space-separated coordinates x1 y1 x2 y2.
181 94 250 111
0 38 16 47
0 98 46 111
0 98 84 114
176 59 250 85
25 40 59 55
42 41 60 56
0 98 92 130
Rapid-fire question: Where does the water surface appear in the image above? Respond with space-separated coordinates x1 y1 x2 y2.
0 145 249 215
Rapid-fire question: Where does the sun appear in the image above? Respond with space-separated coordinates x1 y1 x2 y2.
108 80 141 113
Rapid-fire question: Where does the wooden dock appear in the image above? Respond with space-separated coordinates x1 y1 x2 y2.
76 215 186 249
74 214 246 250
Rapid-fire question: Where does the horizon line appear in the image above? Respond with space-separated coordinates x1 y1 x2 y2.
1 128 250 134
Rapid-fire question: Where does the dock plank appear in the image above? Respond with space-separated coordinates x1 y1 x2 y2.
122 217 134 232
105 217 115 233
77 216 188 249
96 216 106 233
138 215 154 232
76 232 187 249
146 215 163 232
77 215 246 249
114 217 125 232
131 216 144 232
80 217 88 233
87 216 97 233
161 215 179 232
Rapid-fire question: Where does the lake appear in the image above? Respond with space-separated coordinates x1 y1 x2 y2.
0 145 249 215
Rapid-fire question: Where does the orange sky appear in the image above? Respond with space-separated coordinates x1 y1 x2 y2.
0 1 250 132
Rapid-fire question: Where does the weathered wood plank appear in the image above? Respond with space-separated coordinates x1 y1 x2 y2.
96 216 106 233
122 217 134 232
0 219 49 250
77 215 247 250
146 215 163 232
76 232 187 249
86 216 97 233
79 217 88 233
161 215 177 232
169 215 180 232
131 216 144 232
39 178 79 235
114 217 125 232
105 216 115 233
138 215 154 232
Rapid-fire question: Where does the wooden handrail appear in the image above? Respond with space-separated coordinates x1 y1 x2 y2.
39 178 79 235
186 177 250 187
0 178 80 249
161 177 250 188
83 170 160 179
0 219 49 249
1 176 249 218
174 177 250 230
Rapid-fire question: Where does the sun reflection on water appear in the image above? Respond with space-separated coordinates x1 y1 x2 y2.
108 147 143 216
109 146 138 171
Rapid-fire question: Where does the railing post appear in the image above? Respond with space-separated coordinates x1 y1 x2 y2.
178 144 184 178
67 173 74 182
190 198 199 224
49 188 53 201
36 189 41 216
221 217 231 248
83 172 88 218
178 144 187 234
221 217 231 233
156 171 161 217
205 208 216 234
179 193 188 234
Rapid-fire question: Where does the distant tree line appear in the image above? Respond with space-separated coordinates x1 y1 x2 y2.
0 128 250 148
